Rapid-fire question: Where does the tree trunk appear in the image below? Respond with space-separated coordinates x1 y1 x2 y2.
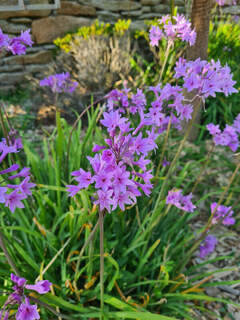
184 0 213 141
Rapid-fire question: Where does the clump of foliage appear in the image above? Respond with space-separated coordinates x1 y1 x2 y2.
54 19 133 97
204 16 240 132
1 13 240 320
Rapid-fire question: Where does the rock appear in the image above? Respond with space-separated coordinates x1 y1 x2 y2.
152 4 170 13
26 64 49 74
0 72 28 85
175 0 185 5
141 0 161 5
0 4 50 19
223 5 240 14
121 10 143 17
57 1 96 16
90 0 141 11
0 65 23 72
0 20 28 34
140 13 162 19
98 11 120 21
3 51 52 65
32 16 92 44
10 18 32 24
130 20 147 31
142 6 151 13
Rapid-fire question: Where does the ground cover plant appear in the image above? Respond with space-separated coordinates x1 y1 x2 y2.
0 10 240 320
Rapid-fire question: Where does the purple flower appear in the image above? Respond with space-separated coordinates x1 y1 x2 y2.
95 189 114 213
4 190 27 213
166 189 196 212
39 72 78 93
11 274 27 287
25 280 51 294
149 25 163 46
199 235 218 259
16 298 40 320
174 58 238 98
150 14 196 46
211 202 235 226
207 115 240 152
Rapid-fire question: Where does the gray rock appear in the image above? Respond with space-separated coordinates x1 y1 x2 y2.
141 0 161 5
26 64 49 74
121 10 143 17
10 18 32 24
142 6 151 13
0 20 28 34
0 65 23 72
129 20 147 31
98 10 120 21
152 4 170 13
140 13 162 19
90 0 141 12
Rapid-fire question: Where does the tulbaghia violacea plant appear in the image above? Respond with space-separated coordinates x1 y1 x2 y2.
0 28 33 55
149 14 196 47
0 274 51 320
39 72 78 94
0 134 35 213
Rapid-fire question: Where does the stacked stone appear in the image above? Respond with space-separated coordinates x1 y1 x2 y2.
0 0 239 91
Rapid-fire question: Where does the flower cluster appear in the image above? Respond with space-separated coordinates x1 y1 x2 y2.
67 108 158 212
175 58 238 99
211 202 235 226
199 202 235 259
166 189 196 212
106 83 193 134
207 114 240 152
0 274 51 320
39 72 78 93
0 28 33 55
149 14 196 47
0 136 35 213
199 234 218 259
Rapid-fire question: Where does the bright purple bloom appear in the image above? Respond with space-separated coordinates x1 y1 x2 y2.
16 298 40 320
199 235 218 259
4 190 27 213
149 25 163 46
71 169 93 189
166 189 196 212
11 274 27 287
25 280 51 294
150 14 196 46
95 189 114 213
207 114 240 152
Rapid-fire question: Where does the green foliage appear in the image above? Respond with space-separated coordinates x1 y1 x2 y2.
202 16 240 133
54 19 131 53
0 106 239 319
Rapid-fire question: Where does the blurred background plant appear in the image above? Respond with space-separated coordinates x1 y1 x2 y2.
54 20 134 100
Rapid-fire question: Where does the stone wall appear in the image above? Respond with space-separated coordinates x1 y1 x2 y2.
0 0 239 91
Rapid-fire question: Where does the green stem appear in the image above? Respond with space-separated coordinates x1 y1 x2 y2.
159 41 172 83
191 144 215 194
74 218 100 283
99 210 104 317
0 230 20 276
